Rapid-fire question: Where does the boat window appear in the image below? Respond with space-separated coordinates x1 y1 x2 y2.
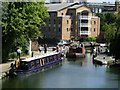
42 59 44 65
58 54 60 59
47 57 50 63
36 60 40 67
40 59 43 66
44 58 47 64
50 56 53 62
54 55 57 60
31 61 35 68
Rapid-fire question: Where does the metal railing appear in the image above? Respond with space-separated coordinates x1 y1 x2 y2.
79 23 91 27
80 31 91 35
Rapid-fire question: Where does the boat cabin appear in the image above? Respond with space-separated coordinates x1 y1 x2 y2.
16 53 62 73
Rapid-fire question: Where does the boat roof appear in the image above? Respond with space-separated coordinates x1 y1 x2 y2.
22 52 59 62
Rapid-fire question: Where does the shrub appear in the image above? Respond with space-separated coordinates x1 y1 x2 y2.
9 52 17 59
86 37 96 42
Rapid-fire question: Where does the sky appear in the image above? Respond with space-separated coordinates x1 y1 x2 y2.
46 0 117 3
87 0 116 3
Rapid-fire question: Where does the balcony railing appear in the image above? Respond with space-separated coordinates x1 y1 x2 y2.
79 15 91 19
79 23 91 27
79 15 99 19
80 31 91 35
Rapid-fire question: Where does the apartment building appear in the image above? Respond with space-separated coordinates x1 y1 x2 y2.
41 3 100 40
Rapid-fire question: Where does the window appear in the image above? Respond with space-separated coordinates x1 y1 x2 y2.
54 27 56 31
49 13 51 17
54 19 56 24
91 21 92 24
54 13 56 17
62 13 63 15
49 19 51 23
36 60 40 67
94 21 96 24
49 27 50 32
67 20 69 24
71 20 73 24
59 20 61 24
67 28 68 32
81 20 88 23
59 28 61 32
70 13 73 17
94 28 96 32
71 28 73 32
81 27 88 31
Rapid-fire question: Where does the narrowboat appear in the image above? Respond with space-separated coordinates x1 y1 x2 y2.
15 53 62 75
66 46 85 58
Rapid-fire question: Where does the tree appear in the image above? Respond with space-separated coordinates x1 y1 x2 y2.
2 2 49 62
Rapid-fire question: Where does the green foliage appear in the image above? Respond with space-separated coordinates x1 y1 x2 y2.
96 13 117 33
86 37 96 42
2 2 49 62
105 23 117 44
96 12 120 59
9 52 17 59
75 37 80 41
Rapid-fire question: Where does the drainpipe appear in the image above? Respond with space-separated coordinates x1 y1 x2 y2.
29 38 31 56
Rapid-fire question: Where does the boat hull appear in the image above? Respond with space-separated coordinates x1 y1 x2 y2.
16 59 62 76
66 53 85 58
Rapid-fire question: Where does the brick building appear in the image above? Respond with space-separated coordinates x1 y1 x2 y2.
41 3 100 40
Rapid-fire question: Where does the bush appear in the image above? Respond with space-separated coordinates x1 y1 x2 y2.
9 52 17 59
86 37 96 42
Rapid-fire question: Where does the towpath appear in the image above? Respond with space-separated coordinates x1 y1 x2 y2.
0 48 56 79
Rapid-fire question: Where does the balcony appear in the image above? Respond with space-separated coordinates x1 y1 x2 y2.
79 15 91 19
80 31 91 35
79 23 91 27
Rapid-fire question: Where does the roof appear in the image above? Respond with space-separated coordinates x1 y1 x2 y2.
44 3 76 12
22 52 58 62
68 4 83 9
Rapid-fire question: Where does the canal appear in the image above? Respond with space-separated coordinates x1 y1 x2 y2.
2 53 120 88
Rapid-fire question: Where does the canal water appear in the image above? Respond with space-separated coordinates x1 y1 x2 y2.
2 53 120 88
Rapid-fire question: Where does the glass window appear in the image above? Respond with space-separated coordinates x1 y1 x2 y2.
81 20 88 23
71 20 73 24
50 56 53 62
62 13 63 15
31 62 34 68
67 28 68 32
54 55 57 60
94 21 96 24
36 60 40 67
71 28 73 32
42 59 44 65
49 19 51 23
59 28 61 32
49 27 50 32
44 58 47 64
94 28 96 32
54 27 56 31
54 19 56 24
67 20 69 24
59 19 61 24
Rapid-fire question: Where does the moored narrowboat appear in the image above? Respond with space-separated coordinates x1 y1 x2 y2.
66 46 85 58
15 53 62 75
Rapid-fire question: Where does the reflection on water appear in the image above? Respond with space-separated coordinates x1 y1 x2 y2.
2 53 120 88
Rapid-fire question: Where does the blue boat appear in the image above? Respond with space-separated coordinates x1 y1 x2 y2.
15 53 62 75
